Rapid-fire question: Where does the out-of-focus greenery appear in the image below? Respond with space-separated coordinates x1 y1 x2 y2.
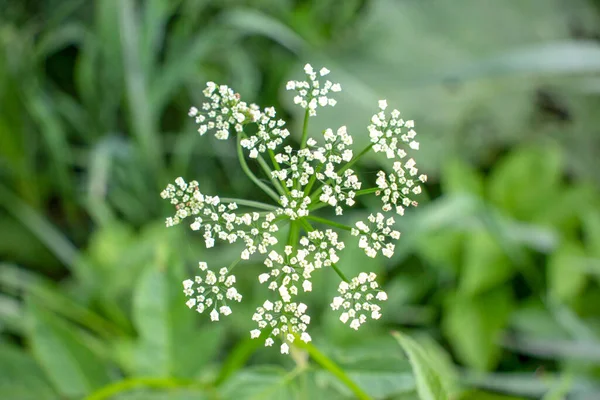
1 0 600 399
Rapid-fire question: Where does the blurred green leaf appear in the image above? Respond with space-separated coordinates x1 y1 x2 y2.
417 230 464 275
583 210 600 258
219 366 299 400
132 244 224 378
443 287 514 371
0 343 58 400
459 229 514 296
547 241 587 302
26 298 112 398
309 337 418 399
487 144 562 222
392 331 452 400
441 158 485 198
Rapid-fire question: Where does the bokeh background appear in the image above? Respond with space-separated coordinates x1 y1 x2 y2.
2 0 600 399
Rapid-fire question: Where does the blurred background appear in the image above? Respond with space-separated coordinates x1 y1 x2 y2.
1 0 600 399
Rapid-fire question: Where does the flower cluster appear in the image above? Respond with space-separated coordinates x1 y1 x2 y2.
161 177 279 258
162 63 426 354
240 106 291 158
368 101 427 215
189 82 260 140
286 65 341 116
183 262 242 321
330 272 388 330
251 300 312 354
351 213 400 258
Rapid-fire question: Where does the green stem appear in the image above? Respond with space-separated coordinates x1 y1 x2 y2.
297 217 313 234
220 197 278 211
305 215 352 232
268 149 291 197
300 109 311 149
237 134 280 202
295 108 311 190
340 143 374 174
287 220 300 248
257 154 286 196
227 258 242 272
304 164 322 196
268 149 282 171
355 187 379 197
331 263 350 283
85 377 211 400
308 202 328 212
294 339 371 400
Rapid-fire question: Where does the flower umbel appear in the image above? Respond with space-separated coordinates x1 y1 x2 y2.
183 262 242 321
163 64 426 354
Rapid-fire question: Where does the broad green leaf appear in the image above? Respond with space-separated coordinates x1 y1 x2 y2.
459 229 514 296
442 287 513 371
392 331 451 400
132 242 223 378
26 298 112 398
487 144 563 222
547 241 587 302
0 343 58 400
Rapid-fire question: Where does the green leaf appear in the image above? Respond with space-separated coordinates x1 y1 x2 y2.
219 366 298 400
25 298 112 398
583 210 600 258
417 230 464 275
392 331 451 400
547 241 587 302
307 335 417 399
132 243 223 378
459 229 514 296
442 287 514 371
441 158 485 197
487 144 563 222
0 343 58 400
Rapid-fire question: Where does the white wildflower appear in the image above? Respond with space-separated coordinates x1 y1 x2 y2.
351 213 400 258
331 272 387 330
182 262 242 320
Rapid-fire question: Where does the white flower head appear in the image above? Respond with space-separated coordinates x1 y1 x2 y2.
162 64 427 355
251 300 312 353
182 262 242 319
286 64 341 116
331 272 387 330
